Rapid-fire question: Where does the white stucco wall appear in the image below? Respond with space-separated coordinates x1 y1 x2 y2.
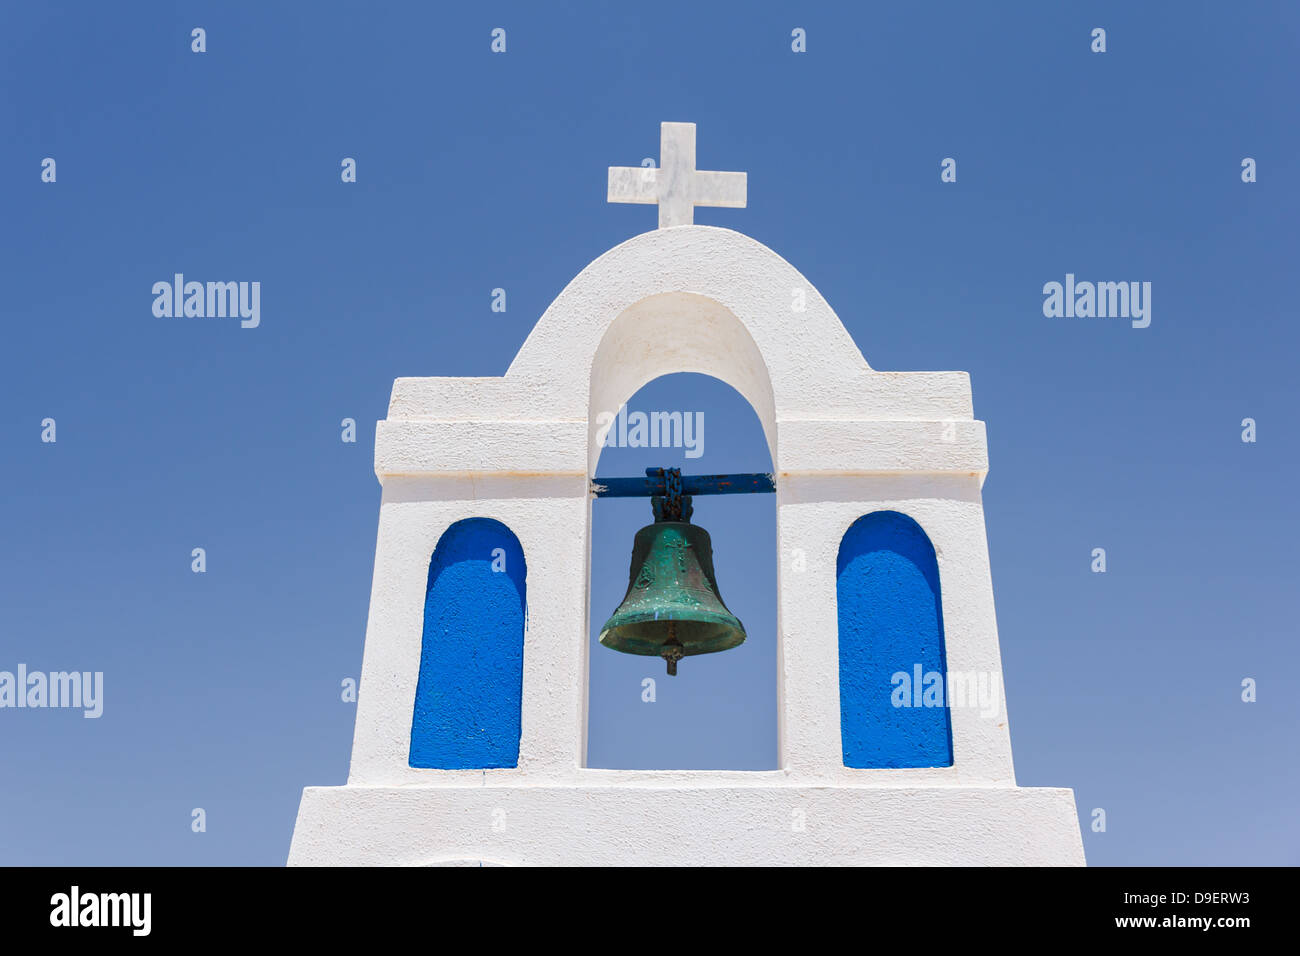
289 225 1085 866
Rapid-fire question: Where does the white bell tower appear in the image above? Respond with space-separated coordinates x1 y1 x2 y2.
288 123 1085 866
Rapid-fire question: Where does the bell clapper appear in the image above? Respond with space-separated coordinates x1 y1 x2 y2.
661 621 685 676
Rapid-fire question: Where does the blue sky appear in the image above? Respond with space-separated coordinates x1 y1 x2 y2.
2 1 1297 865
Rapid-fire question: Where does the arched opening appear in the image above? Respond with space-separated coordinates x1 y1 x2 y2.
409 518 526 769
585 373 777 770
837 511 954 768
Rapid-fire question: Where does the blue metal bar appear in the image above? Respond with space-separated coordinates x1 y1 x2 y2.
591 472 775 498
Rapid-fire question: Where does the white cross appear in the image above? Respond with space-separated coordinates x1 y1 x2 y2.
607 122 747 228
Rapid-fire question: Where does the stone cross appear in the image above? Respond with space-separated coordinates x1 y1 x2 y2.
607 122 747 228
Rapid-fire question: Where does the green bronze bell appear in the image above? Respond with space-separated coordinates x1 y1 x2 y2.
598 489 747 676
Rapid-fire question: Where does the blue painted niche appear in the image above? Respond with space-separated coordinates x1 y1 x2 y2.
409 518 526 769
836 511 953 768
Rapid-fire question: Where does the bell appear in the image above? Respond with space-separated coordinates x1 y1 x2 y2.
598 504 747 676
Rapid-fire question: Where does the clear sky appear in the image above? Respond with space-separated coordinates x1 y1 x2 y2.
2 2 1296 866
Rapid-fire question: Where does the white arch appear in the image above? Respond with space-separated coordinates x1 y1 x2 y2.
509 226 869 473
587 291 777 469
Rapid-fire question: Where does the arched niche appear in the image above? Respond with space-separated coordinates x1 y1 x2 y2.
409 518 527 769
837 511 953 769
